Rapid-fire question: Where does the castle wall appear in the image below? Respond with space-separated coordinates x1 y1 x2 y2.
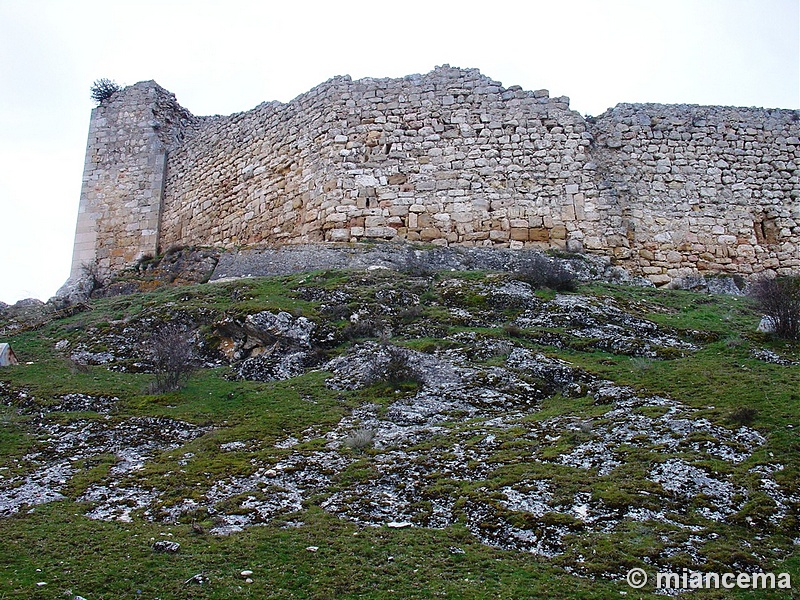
591 104 800 283
72 67 800 285
159 67 595 253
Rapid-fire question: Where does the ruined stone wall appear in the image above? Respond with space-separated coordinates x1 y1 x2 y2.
590 104 800 283
70 67 800 285
159 66 593 252
160 86 337 248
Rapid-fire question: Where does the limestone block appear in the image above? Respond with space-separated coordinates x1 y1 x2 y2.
464 231 490 241
528 227 551 242
666 251 682 263
418 214 434 228
389 206 409 217
510 227 529 241
528 216 544 228
638 249 655 261
328 228 350 241
365 216 386 227
452 212 474 223
387 174 407 185
420 227 442 241
583 236 603 250
569 190 585 212
364 226 396 238
355 174 379 187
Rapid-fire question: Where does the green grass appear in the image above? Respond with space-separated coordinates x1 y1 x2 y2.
0 503 647 599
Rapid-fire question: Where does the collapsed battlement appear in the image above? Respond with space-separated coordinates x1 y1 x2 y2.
71 65 800 286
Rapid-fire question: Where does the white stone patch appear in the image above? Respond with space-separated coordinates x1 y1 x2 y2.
220 441 248 452
0 462 72 517
649 459 744 520
274 436 300 449
558 440 621 475
81 485 160 522
500 482 553 517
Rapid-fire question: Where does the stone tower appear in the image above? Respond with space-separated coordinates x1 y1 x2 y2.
70 81 193 277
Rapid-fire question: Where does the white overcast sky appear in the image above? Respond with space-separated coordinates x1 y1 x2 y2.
0 0 798 303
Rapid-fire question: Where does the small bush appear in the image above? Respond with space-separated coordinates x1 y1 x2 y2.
514 255 577 292
149 323 197 392
630 357 654 371
361 343 424 389
164 244 188 256
322 303 352 321
728 406 758 426
136 254 156 270
724 335 744 349
66 357 90 375
383 344 420 386
397 305 424 324
749 276 800 340
503 322 524 338
341 318 385 341
487 340 515 359
343 428 376 452
90 78 122 103
80 261 101 292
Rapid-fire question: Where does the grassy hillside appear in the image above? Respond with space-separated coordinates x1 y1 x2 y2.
0 269 797 599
